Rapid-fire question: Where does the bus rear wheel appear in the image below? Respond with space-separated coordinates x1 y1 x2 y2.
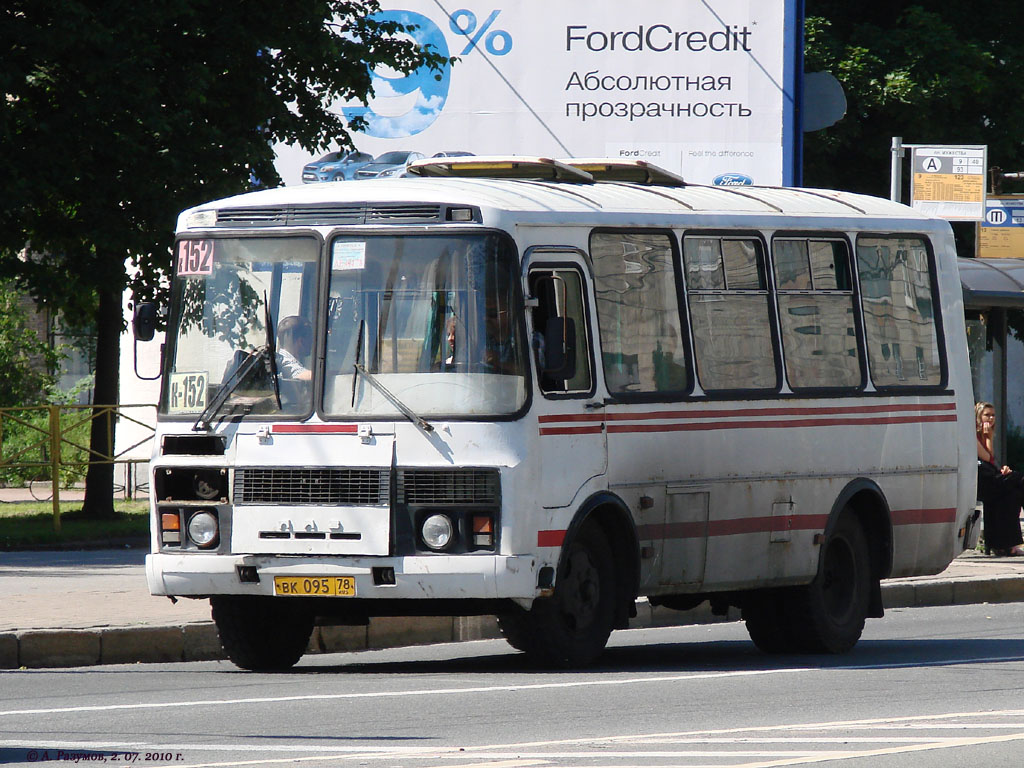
741 590 796 653
789 513 872 653
211 596 314 671
498 524 616 667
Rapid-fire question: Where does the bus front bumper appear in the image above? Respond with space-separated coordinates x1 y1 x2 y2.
146 552 540 604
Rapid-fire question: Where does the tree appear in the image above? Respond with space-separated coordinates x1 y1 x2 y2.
804 1 1024 211
0 286 61 408
0 1 449 516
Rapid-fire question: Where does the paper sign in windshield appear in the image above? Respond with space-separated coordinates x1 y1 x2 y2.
168 371 208 413
332 241 366 271
177 240 215 276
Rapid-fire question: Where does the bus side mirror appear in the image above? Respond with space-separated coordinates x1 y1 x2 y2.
542 317 576 380
133 302 158 342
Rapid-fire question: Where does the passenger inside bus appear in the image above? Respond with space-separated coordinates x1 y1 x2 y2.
976 401 1024 556
277 315 313 382
482 296 516 373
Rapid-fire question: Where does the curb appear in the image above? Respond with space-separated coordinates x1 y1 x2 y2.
3 577 1024 670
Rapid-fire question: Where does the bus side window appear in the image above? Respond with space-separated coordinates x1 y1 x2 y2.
683 235 777 393
773 237 861 390
529 268 592 395
591 231 688 395
855 235 942 387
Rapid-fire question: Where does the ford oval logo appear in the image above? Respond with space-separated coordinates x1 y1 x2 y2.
713 173 754 186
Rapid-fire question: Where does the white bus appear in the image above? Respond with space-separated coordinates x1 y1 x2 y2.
139 157 977 670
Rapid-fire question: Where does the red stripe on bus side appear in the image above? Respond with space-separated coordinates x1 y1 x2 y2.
539 413 607 423
705 515 827 537
541 509 953 548
540 401 955 427
539 403 956 434
538 425 605 436
603 402 956 422
537 529 566 547
891 508 957 525
271 424 359 434
605 414 956 434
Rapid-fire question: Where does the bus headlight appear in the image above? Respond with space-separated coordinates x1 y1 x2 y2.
187 510 219 548
421 513 454 551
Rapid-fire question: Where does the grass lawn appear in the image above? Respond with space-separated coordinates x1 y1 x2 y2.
0 500 150 550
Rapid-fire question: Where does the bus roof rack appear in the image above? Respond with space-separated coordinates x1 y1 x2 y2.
406 156 595 183
561 159 687 186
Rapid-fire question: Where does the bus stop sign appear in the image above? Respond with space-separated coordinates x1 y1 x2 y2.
910 145 986 221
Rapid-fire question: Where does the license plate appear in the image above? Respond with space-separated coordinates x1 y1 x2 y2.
274 576 356 597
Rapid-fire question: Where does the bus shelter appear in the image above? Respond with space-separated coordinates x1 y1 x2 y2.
958 257 1024 462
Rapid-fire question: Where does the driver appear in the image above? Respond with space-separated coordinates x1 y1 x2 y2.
276 315 313 381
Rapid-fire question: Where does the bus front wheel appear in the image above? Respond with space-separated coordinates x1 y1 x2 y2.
498 524 616 667
211 596 314 671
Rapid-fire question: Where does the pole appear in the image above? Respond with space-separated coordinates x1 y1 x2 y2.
49 405 61 534
890 136 904 203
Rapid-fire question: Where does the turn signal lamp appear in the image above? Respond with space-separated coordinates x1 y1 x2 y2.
472 514 494 548
161 511 181 546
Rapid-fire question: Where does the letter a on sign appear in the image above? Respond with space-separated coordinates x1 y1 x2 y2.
924 157 942 173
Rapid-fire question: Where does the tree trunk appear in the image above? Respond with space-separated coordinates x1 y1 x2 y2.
81 283 123 518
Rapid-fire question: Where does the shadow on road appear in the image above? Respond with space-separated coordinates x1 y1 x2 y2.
278 636 1024 677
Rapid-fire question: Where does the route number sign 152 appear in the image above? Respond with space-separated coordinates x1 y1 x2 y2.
168 372 208 413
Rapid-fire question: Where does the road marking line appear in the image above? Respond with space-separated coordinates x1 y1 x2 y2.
7 728 1024 768
0 668 805 716
3 654 1024 718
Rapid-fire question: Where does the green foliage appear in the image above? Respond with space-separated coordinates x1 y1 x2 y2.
0 1 451 514
0 0 451 314
0 285 61 407
804 2 1024 205
0 402 93 488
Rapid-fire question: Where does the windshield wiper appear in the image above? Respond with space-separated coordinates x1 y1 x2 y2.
193 346 269 431
349 318 432 434
193 295 283 432
353 362 434 434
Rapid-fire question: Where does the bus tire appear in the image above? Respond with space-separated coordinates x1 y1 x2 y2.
211 596 313 671
789 513 872 653
498 524 616 667
742 591 797 653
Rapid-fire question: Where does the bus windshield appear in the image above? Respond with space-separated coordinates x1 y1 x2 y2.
163 236 320 420
161 232 527 422
324 233 527 418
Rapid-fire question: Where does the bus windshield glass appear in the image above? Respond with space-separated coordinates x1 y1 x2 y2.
162 236 319 420
324 233 527 419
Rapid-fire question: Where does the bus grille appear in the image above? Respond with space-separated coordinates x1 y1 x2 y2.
215 204 442 227
398 469 500 505
233 468 389 506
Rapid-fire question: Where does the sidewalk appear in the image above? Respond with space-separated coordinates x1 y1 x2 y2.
2 546 1023 669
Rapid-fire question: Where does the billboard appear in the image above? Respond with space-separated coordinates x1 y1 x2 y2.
274 0 801 186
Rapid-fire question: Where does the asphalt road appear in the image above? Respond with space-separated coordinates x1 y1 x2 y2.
1 602 1023 768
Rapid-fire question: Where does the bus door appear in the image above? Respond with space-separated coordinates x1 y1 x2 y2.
526 252 606 509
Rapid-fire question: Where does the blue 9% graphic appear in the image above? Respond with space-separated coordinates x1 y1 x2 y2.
449 9 513 55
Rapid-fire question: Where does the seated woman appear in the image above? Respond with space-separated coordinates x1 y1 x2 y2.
976 402 1024 556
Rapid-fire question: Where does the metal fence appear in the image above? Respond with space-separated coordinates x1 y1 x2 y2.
0 404 156 532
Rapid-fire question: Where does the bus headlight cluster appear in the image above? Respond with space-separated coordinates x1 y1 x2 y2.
187 510 220 548
420 513 454 551
417 511 495 552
